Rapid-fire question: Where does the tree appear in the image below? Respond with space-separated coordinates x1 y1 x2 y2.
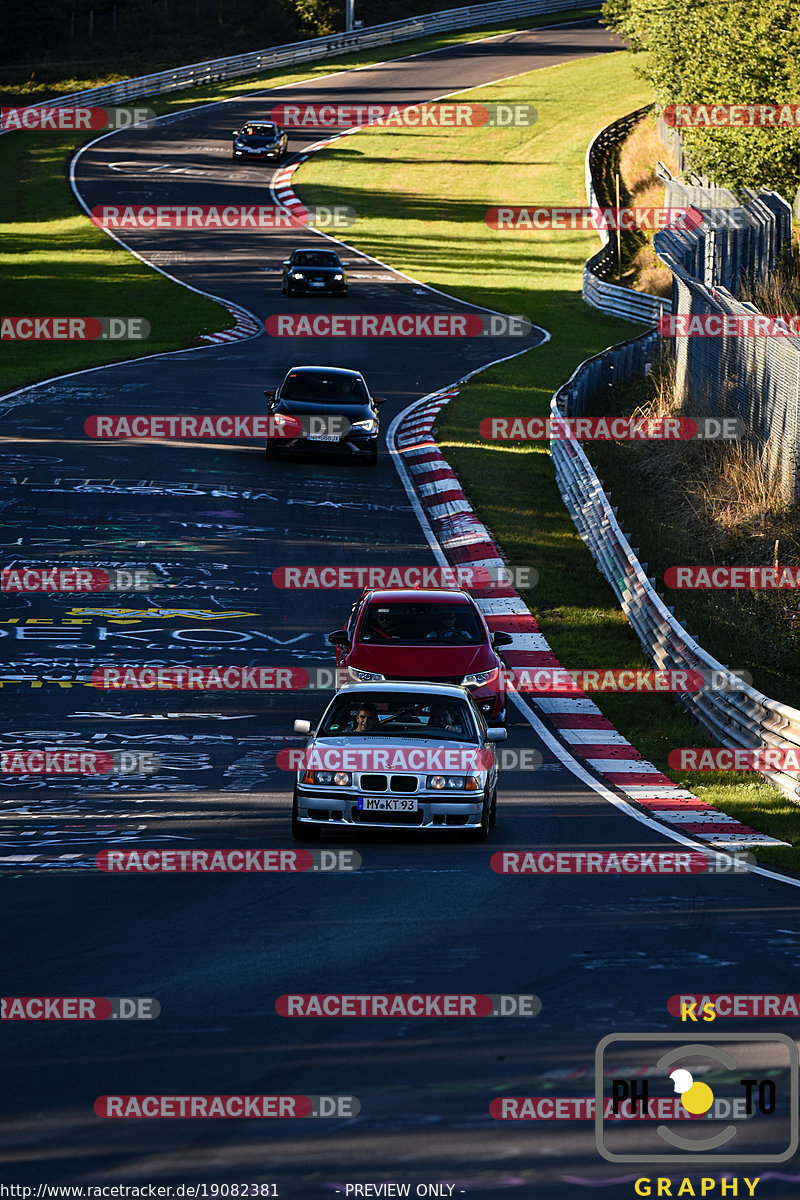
602 0 800 195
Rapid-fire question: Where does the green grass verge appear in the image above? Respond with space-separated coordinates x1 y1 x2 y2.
0 8 600 396
291 48 799 870
0 137 232 394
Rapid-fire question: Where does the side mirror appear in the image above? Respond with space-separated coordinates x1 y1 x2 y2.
231 130 239 136
264 390 276 400
294 719 311 735
492 631 514 648
374 397 386 406
327 629 350 646
282 260 290 267
486 727 507 742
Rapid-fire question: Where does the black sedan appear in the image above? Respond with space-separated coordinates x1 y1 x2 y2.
231 122 288 162
282 249 348 296
265 365 382 465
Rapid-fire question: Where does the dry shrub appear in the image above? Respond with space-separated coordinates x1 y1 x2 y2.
627 351 788 539
618 114 674 296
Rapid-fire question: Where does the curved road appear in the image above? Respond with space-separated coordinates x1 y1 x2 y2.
2 20 799 1198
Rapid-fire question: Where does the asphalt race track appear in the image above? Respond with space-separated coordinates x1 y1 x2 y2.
2 20 800 1199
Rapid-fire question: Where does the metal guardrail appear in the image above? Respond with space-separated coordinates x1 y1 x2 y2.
654 192 799 504
582 107 672 325
550 333 800 805
4 0 590 114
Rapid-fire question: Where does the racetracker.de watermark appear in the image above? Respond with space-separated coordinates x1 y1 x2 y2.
668 994 800 1019
84 415 350 439
479 416 745 441
95 849 360 872
485 207 703 231
275 993 541 1016
279 747 494 772
490 1096 704 1120
269 102 537 128
2 567 157 592
1 318 149 340
665 566 800 589
659 314 800 338
668 747 800 772
1 105 155 130
662 103 800 128
89 205 354 230
1 997 159 1019
270 564 536 589
90 667 308 690
492 850 756 874
95 1095 359 1118
265 313 533 338
1 750 159 775
506 668 705 693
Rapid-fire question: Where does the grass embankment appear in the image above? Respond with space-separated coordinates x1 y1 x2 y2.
0 8 601 395
292 49 799 868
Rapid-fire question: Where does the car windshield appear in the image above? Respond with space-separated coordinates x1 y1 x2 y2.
317 693 476 740
292 252 340 267
242 124 276 137
281 373 368 405
359 602 483 645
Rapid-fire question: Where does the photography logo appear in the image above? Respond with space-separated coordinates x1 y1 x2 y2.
595 1033 798 1163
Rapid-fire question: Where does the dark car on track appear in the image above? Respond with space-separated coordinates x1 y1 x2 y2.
265 365 382 465
282 249 348 296
231 121 288 162
328 588 513 722
291 681 506 840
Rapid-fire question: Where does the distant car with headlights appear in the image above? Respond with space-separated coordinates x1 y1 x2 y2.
328 588 513 722
231 121 288 162
291 682 506 840
282 249 348 296
264 365 382 464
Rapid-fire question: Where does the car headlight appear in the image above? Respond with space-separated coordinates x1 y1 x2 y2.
291 271 305 279
347 667 385 682
462 668 499 687
301 770 352 786
349 419 377 433
427 774 481 791
333 273 344 281
271 411 292 425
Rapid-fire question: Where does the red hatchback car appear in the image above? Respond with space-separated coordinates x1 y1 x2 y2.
327 588 513 723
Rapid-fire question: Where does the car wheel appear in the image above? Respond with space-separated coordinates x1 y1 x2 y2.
265 441 281 460
489 787 498 828
292 794 321 841
469 792 491 842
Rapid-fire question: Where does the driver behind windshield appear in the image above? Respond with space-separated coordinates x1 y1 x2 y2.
429 608 475 641
368 609 400 641
350 702 379 732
